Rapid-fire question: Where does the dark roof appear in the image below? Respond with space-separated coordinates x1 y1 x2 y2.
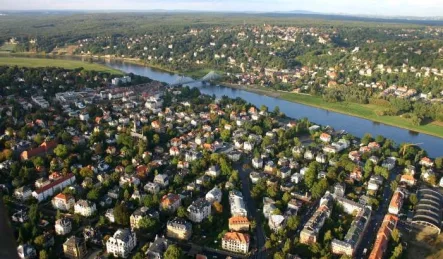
412 187 443 231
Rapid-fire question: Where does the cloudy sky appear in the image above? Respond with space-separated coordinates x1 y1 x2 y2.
2 0 443 17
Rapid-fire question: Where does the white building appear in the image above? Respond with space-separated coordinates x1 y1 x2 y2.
32 174 76 202
206 186 222 203
52 193 75 211
74 200 97 217
229 190 248 217
144 182 160 194
187 198 211 223
55 218 72 235
153 174 169 188
205 165 221 178
222 232 250 254
252 157 263 169
106 228 137 258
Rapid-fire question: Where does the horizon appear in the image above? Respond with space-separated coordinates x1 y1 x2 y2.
1 0 443 18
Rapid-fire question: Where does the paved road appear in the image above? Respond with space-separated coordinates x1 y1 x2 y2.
236 161 267 259
354 168 399 258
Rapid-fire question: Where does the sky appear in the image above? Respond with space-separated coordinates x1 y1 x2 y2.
2 0 443 17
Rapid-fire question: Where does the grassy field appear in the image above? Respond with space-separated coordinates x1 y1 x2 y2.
0 56 123 75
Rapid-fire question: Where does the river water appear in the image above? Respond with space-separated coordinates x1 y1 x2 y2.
100 60 441 157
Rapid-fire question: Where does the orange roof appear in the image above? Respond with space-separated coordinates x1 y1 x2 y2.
369 214 398 259
223 232 250 244
229 216 250 225
389 191 404 210
161 193 180 206
400 174 415 182
320 133 331 138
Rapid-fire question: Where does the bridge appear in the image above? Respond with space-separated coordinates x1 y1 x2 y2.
170 70 222 86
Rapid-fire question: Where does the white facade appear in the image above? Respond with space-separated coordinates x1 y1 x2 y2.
229 191 248 217
52 194 75 211
187 199 211 223
106 229 137 258
206 186 222 203
32 174 76 202
74 200 97 217
222 232 250 254
55 218 72 235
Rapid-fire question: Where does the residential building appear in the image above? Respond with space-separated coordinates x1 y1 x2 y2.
14 186 32 201
63 236 87 259
17 244 36 259
106 229 137 258
146 236 169 259
331 203 371 257
130 207 159 230
166 217 192 240
32 173 76 202
52 193 75 211
368 214 398 259
187 198 211 223
160 193 181 212
206 186 222 203
252 157 263 169
388 189 405 215
228 216 250 232
144 182 160 194
20 140 58 160
205 165 221 178
55 218 72 235
74 200 96 217
300 192 333 244
222 232 250 254
269 214 286 232
153 174 169 188
419 157 434 167
229 190 248 217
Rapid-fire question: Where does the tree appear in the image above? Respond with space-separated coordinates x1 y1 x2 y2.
409 193 418 206
87 188 100 201
282 238 292 254
391 228 400 243
287 215 300 230
324 230 333 243
54 144 69 158
361 133 372 146
138 217 158 232
436 157 443 170
34 235 45 247
39 250 49 259
273 106 281 116
390 180 398 192
113 203 130 226
164 244 183 259
79 167 94 178
391 243 403 259
177 206 188 218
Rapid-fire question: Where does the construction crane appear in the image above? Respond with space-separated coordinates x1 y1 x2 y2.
400 143 423 156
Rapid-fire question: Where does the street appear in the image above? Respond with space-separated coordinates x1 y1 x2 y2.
235 159 267 259
354 168 399 258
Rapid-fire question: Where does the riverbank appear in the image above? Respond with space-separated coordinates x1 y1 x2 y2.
220 83 443 139
3 54 443 139
0 56 123 75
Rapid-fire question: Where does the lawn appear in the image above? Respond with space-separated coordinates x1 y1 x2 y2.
0 56 123 75
277 92 443 139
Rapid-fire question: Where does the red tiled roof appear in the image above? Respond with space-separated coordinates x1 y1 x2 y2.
34 173 74 194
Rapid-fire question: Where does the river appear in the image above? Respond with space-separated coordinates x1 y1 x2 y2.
100 60 443 157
